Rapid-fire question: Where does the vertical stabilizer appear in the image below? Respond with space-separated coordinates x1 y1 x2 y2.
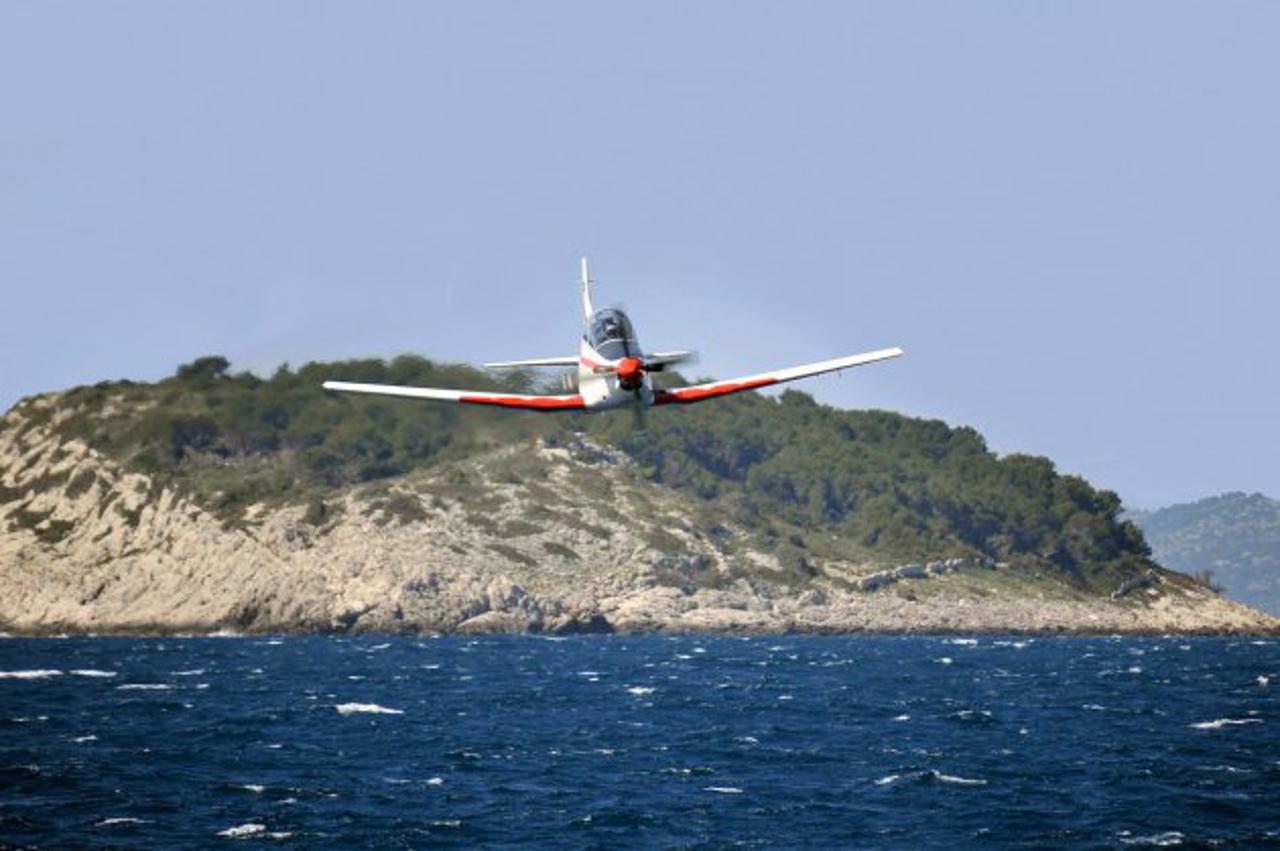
580 257 595 322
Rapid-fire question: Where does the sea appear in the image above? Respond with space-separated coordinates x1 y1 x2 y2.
1 635 1277 849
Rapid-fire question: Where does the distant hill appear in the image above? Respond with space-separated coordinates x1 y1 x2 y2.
1128 493 1280 616
1 355 1272 635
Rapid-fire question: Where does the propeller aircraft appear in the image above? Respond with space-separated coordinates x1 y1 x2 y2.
322 260 903 421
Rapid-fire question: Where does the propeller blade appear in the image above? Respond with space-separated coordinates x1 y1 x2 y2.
631 387 647 431
643 350 698 372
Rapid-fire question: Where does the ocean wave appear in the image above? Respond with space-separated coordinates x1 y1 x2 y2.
872 770 987 787
70 669 117 678
1119 830 1184 846
117 683 172 690
951 709 993 721
217 823 265 838
335 702 404 715
96 817 150 827
1189 718 1262 730
0 669 63 679
930 770 988 786
704 786 743 794
625 686 655 696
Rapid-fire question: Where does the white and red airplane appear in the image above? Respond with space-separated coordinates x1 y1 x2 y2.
322 259 903 416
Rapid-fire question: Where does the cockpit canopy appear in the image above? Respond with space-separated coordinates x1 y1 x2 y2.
586 308 639 358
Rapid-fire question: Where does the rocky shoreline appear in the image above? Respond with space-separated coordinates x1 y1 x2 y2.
3 397 1277 638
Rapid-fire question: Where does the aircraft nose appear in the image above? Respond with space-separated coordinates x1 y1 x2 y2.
615 357 644 390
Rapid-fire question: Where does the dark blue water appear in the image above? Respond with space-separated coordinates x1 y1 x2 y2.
2 635 1278 848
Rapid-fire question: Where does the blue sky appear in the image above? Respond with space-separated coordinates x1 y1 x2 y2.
2 1 1276 508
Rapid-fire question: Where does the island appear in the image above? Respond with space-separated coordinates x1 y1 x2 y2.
2 355 1274 635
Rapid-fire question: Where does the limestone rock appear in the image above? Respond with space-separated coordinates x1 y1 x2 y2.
1 403 1276 636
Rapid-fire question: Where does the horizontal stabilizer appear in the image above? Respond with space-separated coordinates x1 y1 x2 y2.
483 356 579 369
642 350 696 370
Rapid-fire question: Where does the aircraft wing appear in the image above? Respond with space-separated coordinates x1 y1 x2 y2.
483 356 578 369
653 346 903 406
322 381 585 410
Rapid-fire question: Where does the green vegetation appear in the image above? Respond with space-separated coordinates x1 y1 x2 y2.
18 354 1157 591
40 355 549 520
583 386 1152 591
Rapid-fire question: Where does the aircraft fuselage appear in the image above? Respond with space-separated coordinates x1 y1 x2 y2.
578 308 654 409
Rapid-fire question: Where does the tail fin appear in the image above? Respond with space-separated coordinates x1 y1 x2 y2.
580 256 595 322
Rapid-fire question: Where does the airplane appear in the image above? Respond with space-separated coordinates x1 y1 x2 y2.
322 259 903 421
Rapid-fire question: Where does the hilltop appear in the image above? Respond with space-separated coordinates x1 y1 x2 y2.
0 355 1272 635
1129 493 1280 616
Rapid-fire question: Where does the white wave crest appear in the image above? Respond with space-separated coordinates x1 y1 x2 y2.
704 786 744 794
335 702 404 715
70 669 117 678
217 823 265 838
1189 718 1262 730
1120 830 1184 846
0 669 63 679
931 770 988 786
874 774 901 786
625 686 655 696
117 684 172 690
96 817 149 827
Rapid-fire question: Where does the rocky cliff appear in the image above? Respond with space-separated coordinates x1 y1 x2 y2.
2 391 1274 636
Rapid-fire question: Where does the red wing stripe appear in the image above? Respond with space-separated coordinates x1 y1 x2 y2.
653 377 778 405
458 394 586 411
